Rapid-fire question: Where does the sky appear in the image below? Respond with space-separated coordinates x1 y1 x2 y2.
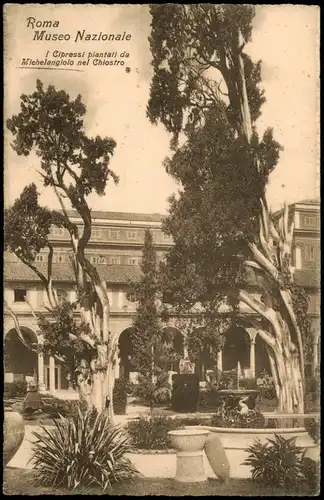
4 4 320 215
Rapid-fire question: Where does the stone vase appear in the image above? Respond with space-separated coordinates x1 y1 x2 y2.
3 411 25 467
168 428 210 482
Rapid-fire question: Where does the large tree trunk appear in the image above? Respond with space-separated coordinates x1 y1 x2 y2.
267 344 304 414
224 31 305 415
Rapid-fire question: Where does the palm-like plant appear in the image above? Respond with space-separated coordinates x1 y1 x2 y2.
30 408 138 491
243 434 305 488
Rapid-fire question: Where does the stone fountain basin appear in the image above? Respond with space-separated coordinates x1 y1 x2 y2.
168 428 210 452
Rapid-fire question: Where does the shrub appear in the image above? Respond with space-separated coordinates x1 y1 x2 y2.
4 380 28 399
263 385 276 400
171 374 200 412
41 396 84 417
243 434 305 488
31 407 138 491
124 380 137 396
211 407 265 429
113 379 128 415
127 415 182 450
133 372 171 408
305 376 320 396
304 418 320 444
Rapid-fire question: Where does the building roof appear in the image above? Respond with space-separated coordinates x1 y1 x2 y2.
272 198 320 218
4 262 319 289
4 262 142 284
65 210 166 223
296 199 320 206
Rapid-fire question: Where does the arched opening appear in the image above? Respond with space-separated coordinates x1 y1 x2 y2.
161 327 184 372
4 327 38 383
222 326 250 373
255 333 271 377
118 327 136 381
192 327 216 381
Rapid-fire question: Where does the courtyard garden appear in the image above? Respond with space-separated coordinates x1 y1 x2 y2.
3 4 320 498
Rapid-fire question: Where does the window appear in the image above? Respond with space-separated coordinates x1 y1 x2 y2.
126 291 137 303
91 255 106 265
128 257 139 265
107 230 120 240
127 231 137 240
14 289 26 302
53 254 65 264
111 256 120 265
52 227 65 236
162 233 172 242
304 216 316 227
92 228 102 240
305 245 315 261
35 254 45 262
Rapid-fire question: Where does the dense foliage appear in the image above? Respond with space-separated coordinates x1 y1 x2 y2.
113 379 128 415
133 371 171 408
211 407 265 429
131 230 181 409
127 415 182 450
4 381 28 399
131 230 163 380
5 80 120 414
148 4 309 414
31 408 138 491
243 434 305 487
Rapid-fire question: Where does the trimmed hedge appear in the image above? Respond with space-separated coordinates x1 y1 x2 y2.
4 381 28 399
113 379 128 415
171 373 200 412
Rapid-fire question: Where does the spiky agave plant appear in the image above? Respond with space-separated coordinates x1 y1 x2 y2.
30 408 138 491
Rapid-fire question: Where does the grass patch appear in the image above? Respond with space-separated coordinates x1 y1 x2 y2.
3 468 313 496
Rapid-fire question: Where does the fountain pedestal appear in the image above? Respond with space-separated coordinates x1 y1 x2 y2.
168 429 210 482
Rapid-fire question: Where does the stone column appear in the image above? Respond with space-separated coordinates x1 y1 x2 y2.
217 350 223 372
37 353 46 392
295 246 302 270
250 339 256 378
115 353 120 379
312 336 319 376
49 356 56 394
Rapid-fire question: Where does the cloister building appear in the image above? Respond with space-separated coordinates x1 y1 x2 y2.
4 199 320 396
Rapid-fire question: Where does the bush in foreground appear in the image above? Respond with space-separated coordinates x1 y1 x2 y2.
243 434 305 488
127 415 182 450
31 408 138 491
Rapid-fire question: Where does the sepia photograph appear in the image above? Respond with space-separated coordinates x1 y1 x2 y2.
3 3 320 496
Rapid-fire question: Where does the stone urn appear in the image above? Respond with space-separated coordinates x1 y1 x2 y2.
3 411 25 467
168 428 210 482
